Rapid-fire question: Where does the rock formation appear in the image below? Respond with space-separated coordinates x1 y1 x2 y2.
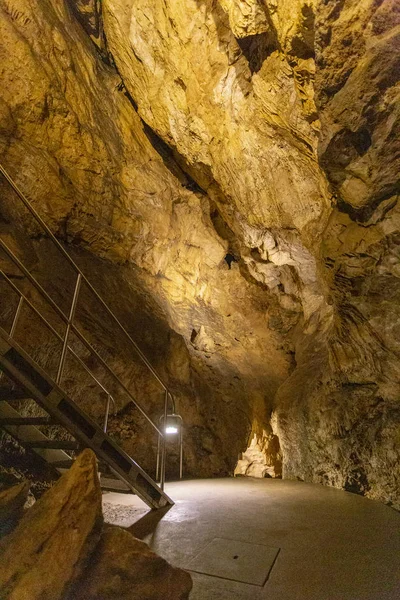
0 0 399 508
77 527 192 600
0 449 192 600
0 449 103 599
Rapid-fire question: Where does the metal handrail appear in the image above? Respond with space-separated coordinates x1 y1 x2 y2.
0 163 176 412
2 269 116 433
2 269 119 431
0 162 183 487
0 243 165 435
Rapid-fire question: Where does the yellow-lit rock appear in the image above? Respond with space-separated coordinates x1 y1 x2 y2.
0 450 102 600
75 527 192 600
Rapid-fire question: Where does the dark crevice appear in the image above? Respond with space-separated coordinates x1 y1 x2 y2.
250 247 269 263
209 206 236 245
224 253 237 269
289 4 315 59
106 54 208 194
66 0 102 39
141 123 204 192
66 0 113 66
336 189 399 224
351 128 372 155
237 32 276 73
97 28 118 67
320 127 373 180
115 79 138 110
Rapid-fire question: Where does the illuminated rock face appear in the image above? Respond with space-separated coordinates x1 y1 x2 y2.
0 0 399 507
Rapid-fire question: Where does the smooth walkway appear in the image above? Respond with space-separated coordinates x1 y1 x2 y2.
103 478 400 600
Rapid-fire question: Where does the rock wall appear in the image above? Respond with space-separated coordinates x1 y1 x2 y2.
0 0 399 507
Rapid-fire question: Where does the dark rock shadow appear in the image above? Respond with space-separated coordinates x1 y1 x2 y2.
194 0 277 93
127 504 171 539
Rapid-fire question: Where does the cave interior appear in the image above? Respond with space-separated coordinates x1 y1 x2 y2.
0 0 399 599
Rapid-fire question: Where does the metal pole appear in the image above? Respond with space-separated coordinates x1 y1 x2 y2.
56 273 82 384
179 422 183 480
10 296 24 337
156 432 161 482
0 295 24 385
159 390 168 490
103 394 112 433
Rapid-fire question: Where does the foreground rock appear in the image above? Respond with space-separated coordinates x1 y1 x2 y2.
74 527 192 600
0 450 192 600
0 449 103 600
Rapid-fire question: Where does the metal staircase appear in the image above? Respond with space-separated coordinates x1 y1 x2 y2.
0 163 180 509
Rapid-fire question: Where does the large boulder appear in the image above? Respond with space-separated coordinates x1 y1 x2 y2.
74 526 193 600
0 450 192 599
0 449 103 600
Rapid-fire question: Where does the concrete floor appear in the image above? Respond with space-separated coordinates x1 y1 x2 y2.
103 478 400 600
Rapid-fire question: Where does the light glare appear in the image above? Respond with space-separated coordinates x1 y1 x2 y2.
166 426 179 434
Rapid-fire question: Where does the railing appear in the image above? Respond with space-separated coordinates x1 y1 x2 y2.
0 163 179 489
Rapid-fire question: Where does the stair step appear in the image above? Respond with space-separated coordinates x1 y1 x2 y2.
49 458 112 472
100 476 132 493
23 440 80 450
47 458 75 469
0 395 32 403
52 467 132 494
0 416 54 426
0 388 32 401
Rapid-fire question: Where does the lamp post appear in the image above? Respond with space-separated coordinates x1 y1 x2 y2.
156 413 183 483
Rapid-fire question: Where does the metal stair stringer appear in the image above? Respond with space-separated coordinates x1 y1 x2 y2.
0 402 134 493
0 327 173 510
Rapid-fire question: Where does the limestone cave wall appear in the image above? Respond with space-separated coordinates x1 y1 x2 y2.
0 0 399 507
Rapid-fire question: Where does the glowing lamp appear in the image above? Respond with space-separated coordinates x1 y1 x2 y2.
165 426 178 434
164 414 181 435
157 412 184 481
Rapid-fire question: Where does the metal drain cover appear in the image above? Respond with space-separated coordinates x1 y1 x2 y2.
186 537 280 586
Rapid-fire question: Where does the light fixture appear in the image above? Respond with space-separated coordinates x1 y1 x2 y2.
156 412 184 482
164 414 181 435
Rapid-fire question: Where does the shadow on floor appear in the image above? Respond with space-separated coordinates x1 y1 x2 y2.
127 504 171 539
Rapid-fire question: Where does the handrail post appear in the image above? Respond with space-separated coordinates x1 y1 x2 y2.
103 394 112 433
0 295 24 385
169 391 176 414
179 420 183 480
159 389 168 490
56 273 82 384
10 296 24 337
156 433 161 482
